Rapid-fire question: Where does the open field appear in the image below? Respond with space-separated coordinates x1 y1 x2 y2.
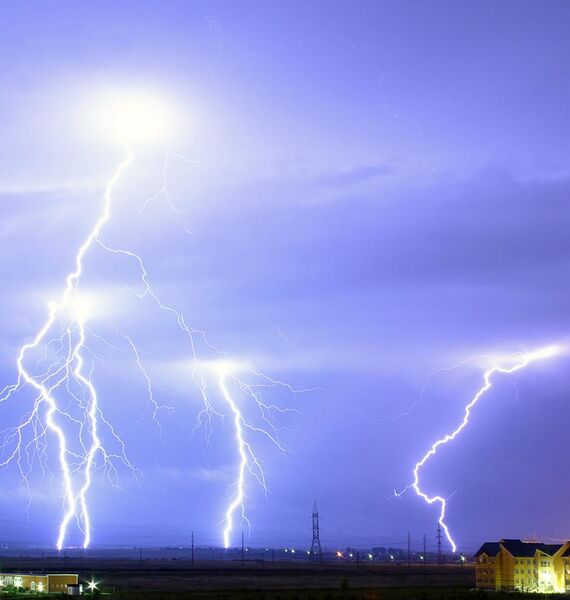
0 559 478 598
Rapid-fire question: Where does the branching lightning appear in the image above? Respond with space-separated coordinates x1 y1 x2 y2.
0 144 134 549
214 363 299 549
0 96 300 550
396 344 563 553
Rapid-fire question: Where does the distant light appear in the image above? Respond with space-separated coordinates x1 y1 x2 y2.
368 553 373 560
284 548 288 552
390 554 394 560
525 344 565 362
336 551 343 558
349 553 353 558
93 89 176 144
204 359 248 377
307 551 311 555
87 580 98 591
291 549 295 554
420 555 424 560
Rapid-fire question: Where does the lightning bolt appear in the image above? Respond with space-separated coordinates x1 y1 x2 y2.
396 344 563 553
98 205 303 550
0 143 134 549
1 117 302 550
215 364 299 549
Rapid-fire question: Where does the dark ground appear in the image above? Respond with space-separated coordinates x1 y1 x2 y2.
0 559 561 600
0 560 560 600
0 558 484 598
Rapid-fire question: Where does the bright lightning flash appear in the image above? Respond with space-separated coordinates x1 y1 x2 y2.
0 92 300 551
202 360 299 549
396 344 564 553
0 144 134 550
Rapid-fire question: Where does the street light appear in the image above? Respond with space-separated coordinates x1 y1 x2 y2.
86 580 98 595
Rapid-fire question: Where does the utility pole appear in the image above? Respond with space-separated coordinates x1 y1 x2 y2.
423 534 427 567
139 547 142 563
310 501 323 560
436 524 443 565
407 533 411 568
191 531 194 567
241 532 245 566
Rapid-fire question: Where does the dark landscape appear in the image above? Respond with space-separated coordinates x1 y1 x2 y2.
0 558 477 598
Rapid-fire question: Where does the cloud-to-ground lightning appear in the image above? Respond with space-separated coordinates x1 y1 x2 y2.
396 345 563 553
213 361 298 549
0 144 134 549
0 93 300 549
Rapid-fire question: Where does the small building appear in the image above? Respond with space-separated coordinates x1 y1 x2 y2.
0 572 79 593
475 539 570 593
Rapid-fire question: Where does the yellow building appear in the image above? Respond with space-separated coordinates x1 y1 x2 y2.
0 573 79 593
475 539 570 593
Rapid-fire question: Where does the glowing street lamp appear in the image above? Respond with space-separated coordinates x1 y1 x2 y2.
86 580 98 594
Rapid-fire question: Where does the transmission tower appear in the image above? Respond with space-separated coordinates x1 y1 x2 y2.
310 501 323 559
436 523 443 564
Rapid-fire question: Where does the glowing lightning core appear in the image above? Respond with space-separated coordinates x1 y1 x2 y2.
219 374 249 549
0 144 133 549
211 361 294 549
399 344 563 553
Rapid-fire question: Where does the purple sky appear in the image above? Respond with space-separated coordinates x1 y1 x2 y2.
1 1 570 553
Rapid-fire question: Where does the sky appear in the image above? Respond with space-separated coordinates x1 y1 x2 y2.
1 0 570 554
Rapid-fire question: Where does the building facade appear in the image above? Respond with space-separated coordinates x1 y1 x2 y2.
475 539 570 593
0 573 79 593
